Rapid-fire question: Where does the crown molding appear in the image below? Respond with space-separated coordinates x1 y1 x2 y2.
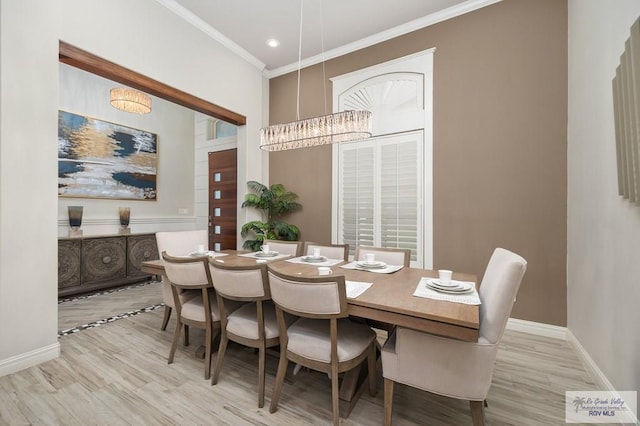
155 0 500 79
265 0 502 78
154 0 266 72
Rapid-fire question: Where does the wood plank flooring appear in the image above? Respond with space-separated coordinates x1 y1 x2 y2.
0 282 603 425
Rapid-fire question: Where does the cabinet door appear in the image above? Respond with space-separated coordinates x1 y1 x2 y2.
82 237 127 284
58 239 82 289
127 234 159 277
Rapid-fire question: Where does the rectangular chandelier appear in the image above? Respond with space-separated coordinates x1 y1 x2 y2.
260 110 372 151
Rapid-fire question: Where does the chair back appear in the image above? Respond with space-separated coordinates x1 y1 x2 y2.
354 246 410 267
156 230 207 256
303 242 349 261
263 239 303 257
161 251 213 289
209 262 269 301
478 248 527 344
267 268 348 318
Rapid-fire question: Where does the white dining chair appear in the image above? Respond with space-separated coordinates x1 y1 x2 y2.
354 246 411 267
155 230 207 331
381 247 527 425
302 241 349 261
267 267 377 426
262 239 303 257
209 261 289 408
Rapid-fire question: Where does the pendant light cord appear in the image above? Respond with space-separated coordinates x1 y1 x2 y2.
296 0 304 121
296 0 328 119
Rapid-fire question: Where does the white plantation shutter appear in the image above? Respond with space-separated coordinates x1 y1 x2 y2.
338 131 422 263
341 145 375 251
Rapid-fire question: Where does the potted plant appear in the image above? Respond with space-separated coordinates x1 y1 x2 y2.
240 181 302 251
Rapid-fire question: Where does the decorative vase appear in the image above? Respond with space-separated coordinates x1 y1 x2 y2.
119 207 131 234
68 206 83 237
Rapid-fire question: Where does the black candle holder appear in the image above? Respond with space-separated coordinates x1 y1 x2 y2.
119 207 131 234
68 206 83 237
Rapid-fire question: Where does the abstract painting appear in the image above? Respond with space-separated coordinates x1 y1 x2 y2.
58 111 157 200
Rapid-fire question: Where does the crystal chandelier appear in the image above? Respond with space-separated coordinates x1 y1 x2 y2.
110 88 152 114
259 0 371 151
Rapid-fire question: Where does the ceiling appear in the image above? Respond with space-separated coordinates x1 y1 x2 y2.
163 0 499 77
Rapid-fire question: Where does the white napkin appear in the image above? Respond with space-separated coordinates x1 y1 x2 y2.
286 256 344 267
340 261 404 274
413 277 481 305
346 280 373 299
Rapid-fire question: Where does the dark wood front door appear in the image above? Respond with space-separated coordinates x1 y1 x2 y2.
208 149 237 250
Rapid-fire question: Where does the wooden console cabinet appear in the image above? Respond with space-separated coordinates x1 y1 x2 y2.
58 233 159 297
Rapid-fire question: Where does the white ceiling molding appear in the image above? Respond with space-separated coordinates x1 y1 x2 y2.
156 0 500 79
154 0 266 71
265 0 502 78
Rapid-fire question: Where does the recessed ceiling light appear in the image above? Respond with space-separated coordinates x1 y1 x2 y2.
267 39 280 48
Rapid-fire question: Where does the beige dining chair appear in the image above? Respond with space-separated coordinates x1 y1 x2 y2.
302 241 349 261
262 239 303 257
267 267 377 426
209 261 289 408
161 251 228 380
155 230 207 331
354 246 411 267
381 247 527 425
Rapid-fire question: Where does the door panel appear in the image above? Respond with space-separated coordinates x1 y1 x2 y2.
208 149 237 250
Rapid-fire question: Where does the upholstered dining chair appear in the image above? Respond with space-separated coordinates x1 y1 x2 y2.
267 267 377 426
161 251 225 380
354 246 411 267
209 261 287 408
262 239 303 257
302 241 349 261
381 247 527 425
155 230 207 331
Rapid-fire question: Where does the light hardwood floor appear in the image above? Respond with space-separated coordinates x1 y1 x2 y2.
0 282 601 425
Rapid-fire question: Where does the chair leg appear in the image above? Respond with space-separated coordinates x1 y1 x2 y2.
211 333 228 386
168 318 182 364
384 378 394 426
269 351 289 413
183 324 189 346
204 325 212 380
470 400 485 426
258 344 266 408
367 343 377 396
484 399 488 407
331 361 340 426
160 306 172 330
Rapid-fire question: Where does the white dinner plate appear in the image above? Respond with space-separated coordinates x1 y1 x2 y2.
255 251 279 258
356 260 387 269
189 251 215 257
301 256 327 263
426 281 474 294
428 278 458 288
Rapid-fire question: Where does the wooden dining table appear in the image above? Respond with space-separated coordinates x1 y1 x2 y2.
141 251 479 417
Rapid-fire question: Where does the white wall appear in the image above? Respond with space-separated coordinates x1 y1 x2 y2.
0 0 60 372
568 0 640 392
0 0 267 375
58 64 196 236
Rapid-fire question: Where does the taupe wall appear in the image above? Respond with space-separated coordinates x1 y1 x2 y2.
269 0 567 325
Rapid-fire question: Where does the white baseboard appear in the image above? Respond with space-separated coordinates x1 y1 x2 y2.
567 330 639 425
566 330 615 391
506 317 567 340
0 342 60 377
